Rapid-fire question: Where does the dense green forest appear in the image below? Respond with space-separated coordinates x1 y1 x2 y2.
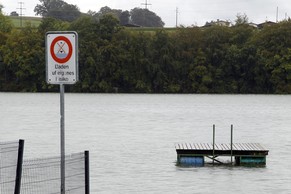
1 13 291 93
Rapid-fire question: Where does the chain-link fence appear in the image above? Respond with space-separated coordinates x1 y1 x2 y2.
20 151 89 194
0 140 24 194
0 140 89 194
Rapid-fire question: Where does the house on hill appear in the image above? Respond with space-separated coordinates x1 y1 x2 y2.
247 22 258 28
257 21 277 29
203 19 231 27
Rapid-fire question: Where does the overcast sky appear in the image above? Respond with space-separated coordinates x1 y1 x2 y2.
1 0 290 27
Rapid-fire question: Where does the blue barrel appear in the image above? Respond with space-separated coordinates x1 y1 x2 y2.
179 156 204 166
240 156 266 165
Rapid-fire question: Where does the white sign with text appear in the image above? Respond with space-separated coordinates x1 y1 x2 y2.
46 31 78 84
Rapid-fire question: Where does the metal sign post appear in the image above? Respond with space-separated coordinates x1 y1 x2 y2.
60 84 65 193
46 31 78 194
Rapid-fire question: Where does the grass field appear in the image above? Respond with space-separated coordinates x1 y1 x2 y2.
9 16 42 28
7 16 178 33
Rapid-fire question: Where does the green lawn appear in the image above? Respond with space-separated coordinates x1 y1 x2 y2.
7 16 177 33
9 16 42 28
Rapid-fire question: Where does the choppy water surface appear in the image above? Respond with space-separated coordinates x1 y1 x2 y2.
1 93 291 193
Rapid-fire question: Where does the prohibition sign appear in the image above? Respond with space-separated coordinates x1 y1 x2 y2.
50 36 73 64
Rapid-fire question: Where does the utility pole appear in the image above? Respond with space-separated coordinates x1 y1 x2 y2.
176 7 179 27
17 2 25 27
141 0 151 9
276 6 279 23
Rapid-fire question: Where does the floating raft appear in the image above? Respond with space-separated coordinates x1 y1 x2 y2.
175 143 269 166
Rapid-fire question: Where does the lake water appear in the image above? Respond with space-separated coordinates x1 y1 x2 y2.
0 93 291 193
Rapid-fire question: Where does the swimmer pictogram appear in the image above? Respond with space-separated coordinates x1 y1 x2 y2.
50 36 73 64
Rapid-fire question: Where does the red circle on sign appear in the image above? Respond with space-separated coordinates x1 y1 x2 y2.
50 36 73 64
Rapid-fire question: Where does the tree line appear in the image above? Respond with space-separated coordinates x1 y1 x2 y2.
31 0 165 27
2 0 164 27
1 12 291 93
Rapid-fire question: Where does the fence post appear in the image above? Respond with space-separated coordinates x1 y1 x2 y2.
231 125 233 165
212 124 215 165
85 151 90 194
14 139 24 194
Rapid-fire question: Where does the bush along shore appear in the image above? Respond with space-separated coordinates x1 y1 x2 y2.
1 14 291 93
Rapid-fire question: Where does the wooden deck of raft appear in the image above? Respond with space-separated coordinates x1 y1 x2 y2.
176 143 268 155
176 143 269 165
